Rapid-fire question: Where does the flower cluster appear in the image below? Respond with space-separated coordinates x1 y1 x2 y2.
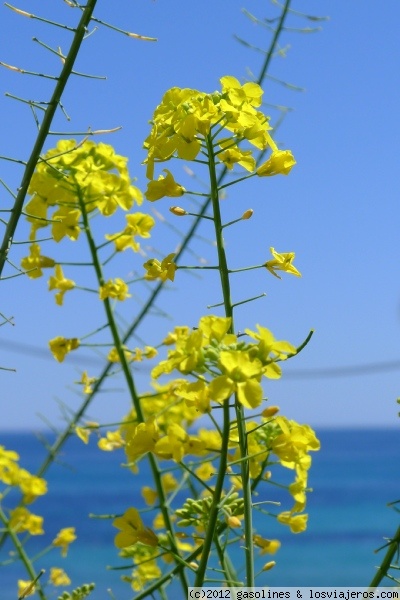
1 445 77 595
21 141 151 313
25 140 142 242
143 76 295 200
151 315 295 409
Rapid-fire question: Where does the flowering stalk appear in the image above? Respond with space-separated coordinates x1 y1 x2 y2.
0 506 46 600
76 188 189 594
0 0 99 278
195 132 255 586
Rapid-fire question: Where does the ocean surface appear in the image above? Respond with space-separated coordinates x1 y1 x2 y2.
1 429 399 598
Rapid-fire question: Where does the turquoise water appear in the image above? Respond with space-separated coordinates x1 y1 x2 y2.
1 429 399 598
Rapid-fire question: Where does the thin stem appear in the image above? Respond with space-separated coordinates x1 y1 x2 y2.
208 133 255 586
0 0 98 278
77 190 189 594
0 507 46 600
369 524 400 587
194 135 234 585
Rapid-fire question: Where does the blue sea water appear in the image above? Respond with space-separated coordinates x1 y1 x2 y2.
1 429 399 598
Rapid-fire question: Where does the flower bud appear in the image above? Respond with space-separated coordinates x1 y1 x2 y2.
262 561 276 571
241 209 254 220
262 406 279 418
227 515 242 528
170 206 187 216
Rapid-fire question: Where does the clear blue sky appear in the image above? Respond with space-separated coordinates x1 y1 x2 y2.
1 0 400 430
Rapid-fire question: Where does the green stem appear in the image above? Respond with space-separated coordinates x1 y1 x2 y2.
195 133 256 587
210 130 255 586
369 524 400 587
78 194 189 594
0 507 46 600
0 0 98 278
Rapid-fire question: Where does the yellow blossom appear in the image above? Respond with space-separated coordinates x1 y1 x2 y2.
161 472 178 492
105 212 155 252
195 462 215 481
265 247 301 279
49 567 71 586
220 75 263 108
113 507 158 548
98 430 124 451
277 511 308 533
78 371 97 394
218 144 256 172
154 423 205 462
208 349 264 409
99 278 131 301
18 471 47 504
21 243 55 279
145 169 186 201
256 149 296 176
142 486 158 505
75 426 90 444
48 265 75 305
107 345 135 363
125 419 159 462
18 579 36 598
9 507 44 535
24 195 49 241
130 561 162 591
143 253 176 282
52 206 81 242
49 336 80 363
253 534 281 555
245 325 297 378
52 527 77 556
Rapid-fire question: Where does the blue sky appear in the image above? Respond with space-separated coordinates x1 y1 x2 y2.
1 0 400 430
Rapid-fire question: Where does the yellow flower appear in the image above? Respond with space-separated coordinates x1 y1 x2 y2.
256 149 296 176
52 527 77 556
143 253 176 282
18 579 36 598
145 169 186 202
253 535 281 555
245 324 297 378
161 472 178 492
217 143 256 172
113 507 158 548
264 247 301 279
48 265 75 305
277 511 308 533
49 336 80 362
154 423 205 462
99 278 131 301
105 212 155 252
52 206 81 242
98 430 124 451
78 371 97 394
208 349 264 409
131 561 162 591
125 419 159 462
220 75 263 108
9 507 44 535
18 471 47 504
75 426 90 444
21 243 55 279
142 486 158 505
24 195 49 241
49 567 71 586
262 561 276 571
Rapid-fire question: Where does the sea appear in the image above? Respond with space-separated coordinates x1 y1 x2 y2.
1 429 399 599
